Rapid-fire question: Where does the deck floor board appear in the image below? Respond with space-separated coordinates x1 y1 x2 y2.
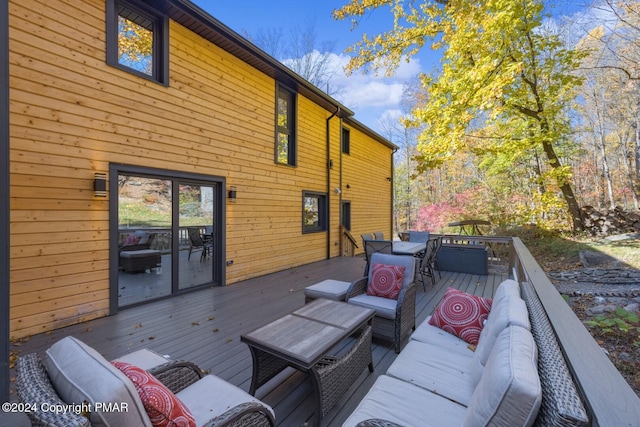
7 255 507 427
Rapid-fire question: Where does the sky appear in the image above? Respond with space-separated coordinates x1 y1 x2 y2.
192 0 591 135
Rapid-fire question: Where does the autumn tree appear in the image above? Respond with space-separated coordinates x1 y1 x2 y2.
334 0 589 230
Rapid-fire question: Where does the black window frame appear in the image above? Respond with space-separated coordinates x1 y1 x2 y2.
106 0 169 85
342 126 351 155
341 200 352 231
275 83 297 166
302 191 327 233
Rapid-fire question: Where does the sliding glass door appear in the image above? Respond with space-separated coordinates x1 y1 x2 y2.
112 167 223 309
178 182 215 290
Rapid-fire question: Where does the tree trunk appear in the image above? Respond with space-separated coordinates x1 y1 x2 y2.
541 140 584 231
618 131 639 210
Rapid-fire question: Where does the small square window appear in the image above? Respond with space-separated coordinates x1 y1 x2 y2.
106 0 168 84
276 84 297 166
303 191 327 233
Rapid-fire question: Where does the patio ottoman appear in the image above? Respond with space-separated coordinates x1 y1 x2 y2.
120 249 161 273
304 279 351 303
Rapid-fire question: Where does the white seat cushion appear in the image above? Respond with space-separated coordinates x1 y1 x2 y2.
464 325 542 427
304 279 351 300
411 316 476 354
348 294 397 319
176 375 275 426
44 336 151 427
342 375 466 427
386 340 475 406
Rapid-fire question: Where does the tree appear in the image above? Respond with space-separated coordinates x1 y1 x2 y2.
244 19 342 96
334 0 589 230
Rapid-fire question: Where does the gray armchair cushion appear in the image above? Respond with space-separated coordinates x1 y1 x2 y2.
44 336 151 427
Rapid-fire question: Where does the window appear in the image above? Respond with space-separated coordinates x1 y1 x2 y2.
106 0 168 84
342 127 350 155
341 201 351 230
276 84 297 165
303 191 327 233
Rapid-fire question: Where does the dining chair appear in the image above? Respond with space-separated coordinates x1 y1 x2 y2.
363 240 393 274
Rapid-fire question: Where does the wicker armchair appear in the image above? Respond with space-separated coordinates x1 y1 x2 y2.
16 350 275 427
346 253 416 353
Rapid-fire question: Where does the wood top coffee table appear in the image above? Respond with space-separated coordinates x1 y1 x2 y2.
241 298 375 426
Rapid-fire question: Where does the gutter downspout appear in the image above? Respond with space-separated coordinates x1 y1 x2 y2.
391 147 398 238
1 0 10 403
326 106 339 259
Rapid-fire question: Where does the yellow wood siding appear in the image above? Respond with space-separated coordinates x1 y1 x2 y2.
8 0 393 338
341 125 394 253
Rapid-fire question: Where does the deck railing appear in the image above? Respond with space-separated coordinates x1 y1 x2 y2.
509 237 640 427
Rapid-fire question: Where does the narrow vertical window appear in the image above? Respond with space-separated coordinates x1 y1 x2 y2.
276 84 296 165
342 127 350 155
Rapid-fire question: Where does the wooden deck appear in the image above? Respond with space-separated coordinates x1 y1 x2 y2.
6 255 508 426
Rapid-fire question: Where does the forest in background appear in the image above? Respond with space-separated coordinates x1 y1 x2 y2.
359 1 640 234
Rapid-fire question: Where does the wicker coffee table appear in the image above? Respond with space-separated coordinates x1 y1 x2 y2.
241 298 375 426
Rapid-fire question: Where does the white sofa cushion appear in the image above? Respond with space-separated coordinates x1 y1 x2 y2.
176 374 275 425
493 279 521 304
44 336 151 427
342 375 466 427
348 294 397 319
386 340 475 406
464 325 542 427
472 296 531 386
410 316 476 354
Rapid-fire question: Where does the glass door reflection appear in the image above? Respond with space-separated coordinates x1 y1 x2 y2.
178 183 215 290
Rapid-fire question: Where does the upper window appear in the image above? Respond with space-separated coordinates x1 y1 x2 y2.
276 84 297 166
303 191 327 233
342 127 351 155
107 0 168 84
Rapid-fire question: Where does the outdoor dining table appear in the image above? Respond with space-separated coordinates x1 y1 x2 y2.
392 241 427 256
241 298 375 426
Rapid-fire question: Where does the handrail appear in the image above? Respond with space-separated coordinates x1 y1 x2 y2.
511 237 640 427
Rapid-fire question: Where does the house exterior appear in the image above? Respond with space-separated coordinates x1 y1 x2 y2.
3 0 395 349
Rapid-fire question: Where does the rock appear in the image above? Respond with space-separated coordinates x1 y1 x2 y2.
579 251 621 268
624 302 639 313
619 352 635 363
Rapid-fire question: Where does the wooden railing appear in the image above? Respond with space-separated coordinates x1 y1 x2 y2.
341 227 359 257
510 237 640 427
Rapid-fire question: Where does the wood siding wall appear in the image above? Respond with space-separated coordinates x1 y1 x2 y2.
8 0 393 338
342 125 393 253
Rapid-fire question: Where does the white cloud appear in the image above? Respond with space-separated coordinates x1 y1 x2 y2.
328 52 422 110
279 50 424 131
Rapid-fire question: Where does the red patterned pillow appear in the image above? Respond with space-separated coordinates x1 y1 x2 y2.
428 287 493 345
112 361 196 427
367 263 406 300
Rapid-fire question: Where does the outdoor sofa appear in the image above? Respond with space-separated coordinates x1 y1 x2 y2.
15 336 275 427
343 279 590 427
